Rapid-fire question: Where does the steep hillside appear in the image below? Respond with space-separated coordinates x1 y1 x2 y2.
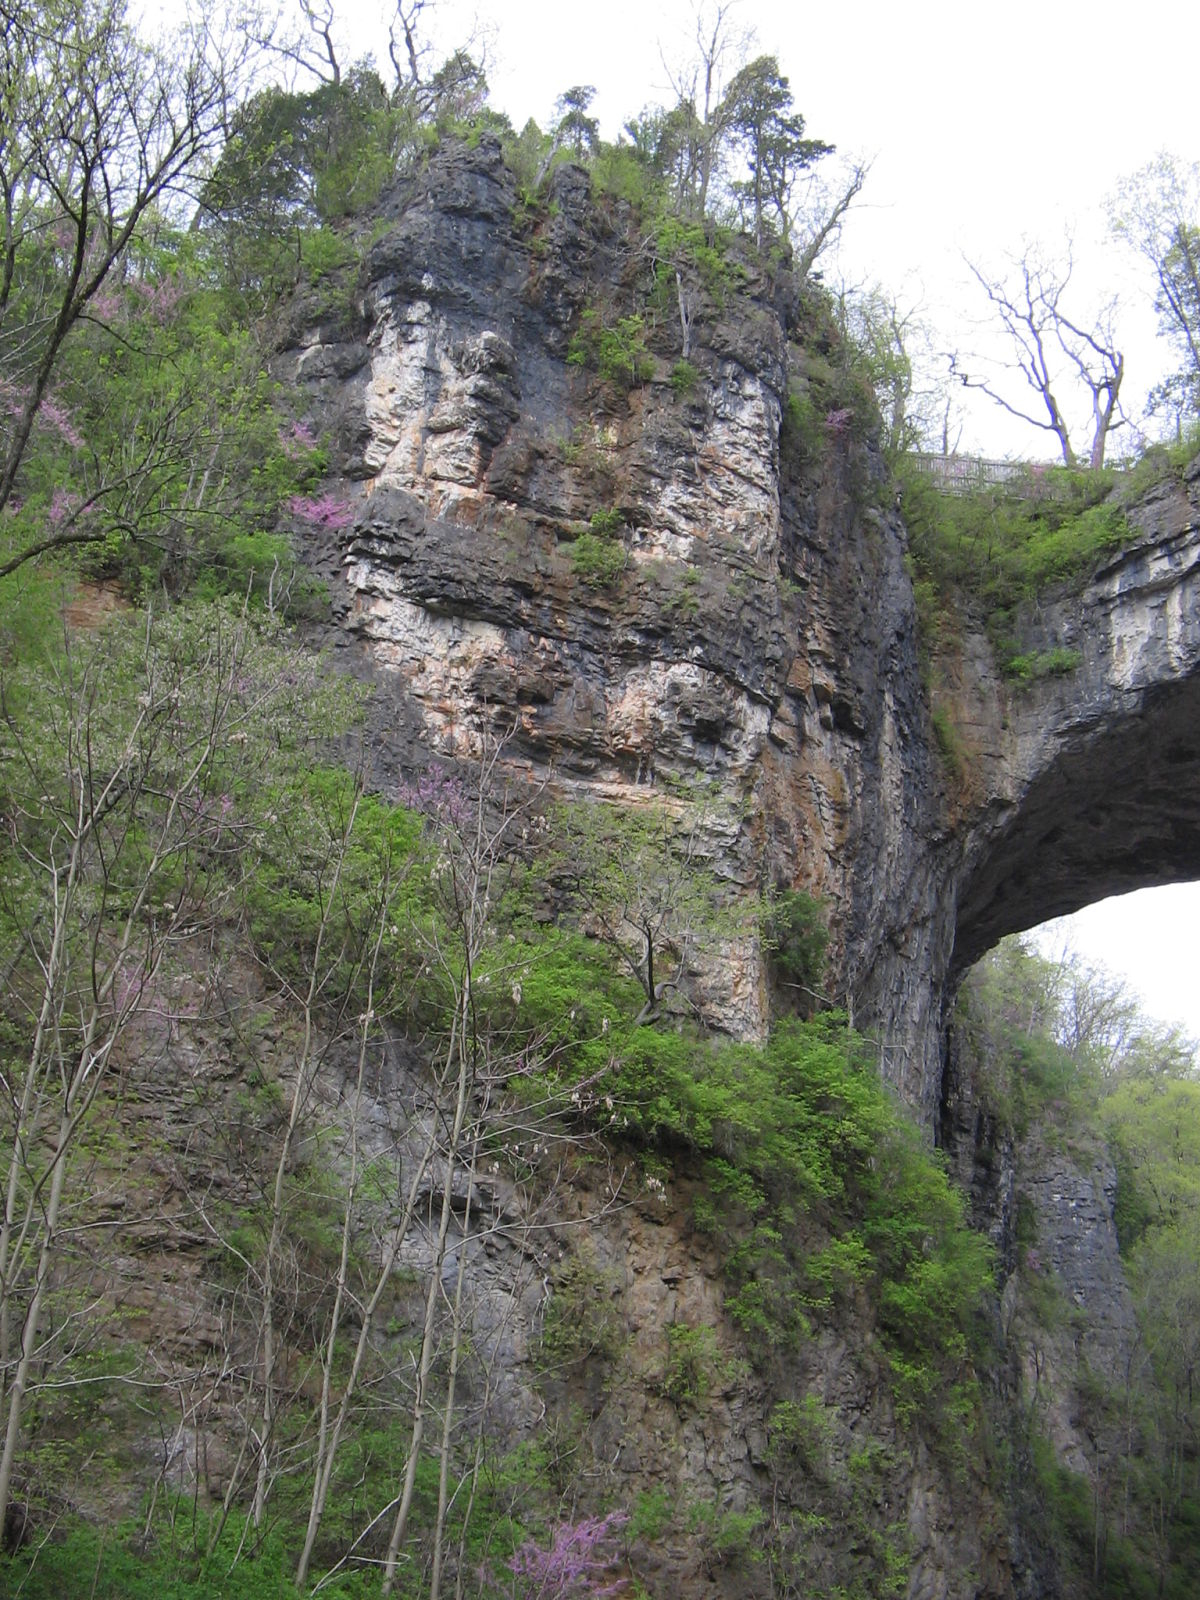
4 100 1200 1600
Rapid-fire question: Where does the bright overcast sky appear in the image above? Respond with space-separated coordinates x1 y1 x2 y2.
241 0 1200 1041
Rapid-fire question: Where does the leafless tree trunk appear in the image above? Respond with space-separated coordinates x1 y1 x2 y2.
794 161 869 280
958 247 1126 467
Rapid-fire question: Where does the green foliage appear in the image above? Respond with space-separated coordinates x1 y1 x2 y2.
1003 645 1083 684
1115 420 1200 498
781 316 882 477
537 1006 992 1402
241 765 425 1010
538 1251 624 1369
762 888 829 1010
588 505 624 536
660 1323 744 1407
626 1485 673 1543
2 224 331 611
898 461 1130 669
651 216 740 304
687 1498 764 1570
0 1513 365 1599
765 1395 836 1479
567 307 654 388
670 358 700 396
569 530 627 586
590 141 658 209
930 703 969 779
201 71 410 313
550 794 745 1022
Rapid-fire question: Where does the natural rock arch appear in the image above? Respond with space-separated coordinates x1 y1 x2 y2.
949 464 1200 980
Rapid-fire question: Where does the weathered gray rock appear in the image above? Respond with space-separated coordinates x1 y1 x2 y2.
285 138 1200 1133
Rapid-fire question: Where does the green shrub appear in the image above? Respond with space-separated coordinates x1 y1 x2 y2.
568 307 653 388
898 460 1131 664
762 889 828 1010
670 358 700 396
1002 645 1083 684
569 530 627 586
687 1499 764 1570
588 505 624 536
538 1251 623 1369
931 703 969 779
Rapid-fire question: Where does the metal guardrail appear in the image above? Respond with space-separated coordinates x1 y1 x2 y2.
903 452 1107 498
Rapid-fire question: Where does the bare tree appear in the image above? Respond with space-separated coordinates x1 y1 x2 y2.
836 280 964 459
793 158 869 280
657 1 752 218
956 246 1126 468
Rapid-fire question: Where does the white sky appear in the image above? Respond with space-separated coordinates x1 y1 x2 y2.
1033 888 1200 1048
235 0 1200 1042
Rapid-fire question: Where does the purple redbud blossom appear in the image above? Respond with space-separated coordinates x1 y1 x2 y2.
507 1511 628 1599
288 492 353 529
824 407 854 437
39 398 84 449
281 420 318 457
396 766 470 827
48 489 81 526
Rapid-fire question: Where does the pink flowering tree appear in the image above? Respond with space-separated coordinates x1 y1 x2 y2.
289 491 354 530
507 1513 629 1599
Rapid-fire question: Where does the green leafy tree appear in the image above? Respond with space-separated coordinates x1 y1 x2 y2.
1109 154 1200 428
5 222 330 608
552 85 600 160
554 797 745 1025
720 55 831 250
198 70 402 310
763 889 828 1014
0 0 246 576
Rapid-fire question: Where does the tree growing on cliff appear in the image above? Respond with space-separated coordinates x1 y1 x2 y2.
553 796 746 1026
720 56 832 252
655 0 752 218
552 86 600 160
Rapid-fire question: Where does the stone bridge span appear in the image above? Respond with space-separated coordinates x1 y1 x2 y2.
947 459 1200 980
855 458 1200 1121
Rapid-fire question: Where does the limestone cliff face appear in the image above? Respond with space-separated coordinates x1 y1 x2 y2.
271 137 1200 1595
285 135 946 1087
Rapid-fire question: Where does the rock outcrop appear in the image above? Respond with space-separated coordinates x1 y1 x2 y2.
287 135 1200 1133
267 136 1200 1595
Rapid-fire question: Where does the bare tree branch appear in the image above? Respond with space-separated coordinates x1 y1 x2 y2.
957 246 1126 467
